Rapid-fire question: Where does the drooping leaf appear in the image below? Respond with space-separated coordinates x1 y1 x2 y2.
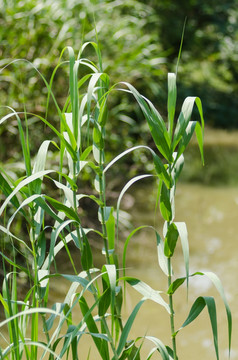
203 271 232 355
119 82 172 161
179 296 219 360
125 277 170 313
145 336 170 360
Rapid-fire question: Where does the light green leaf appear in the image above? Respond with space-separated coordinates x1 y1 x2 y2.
0 170 54 216
156 232 169 276
125 277 170 313
171 152 184 184
167 73 177 138
176 121 196 160
145 336 170 360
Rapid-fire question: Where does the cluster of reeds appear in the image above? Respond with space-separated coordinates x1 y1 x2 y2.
0 41 232 360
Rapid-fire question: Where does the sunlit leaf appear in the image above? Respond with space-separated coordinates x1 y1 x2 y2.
167 73 177 138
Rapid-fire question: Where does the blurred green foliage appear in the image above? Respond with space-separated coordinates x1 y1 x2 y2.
150 0 238 128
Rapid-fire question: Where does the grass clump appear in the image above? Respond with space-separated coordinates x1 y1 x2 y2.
0 40 232 360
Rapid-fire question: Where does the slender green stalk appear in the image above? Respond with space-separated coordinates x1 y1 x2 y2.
98 164 110 264
168 257 177 360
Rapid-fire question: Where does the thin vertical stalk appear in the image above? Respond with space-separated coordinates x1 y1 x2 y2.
72 161 83 252
168 257 177 360
98 162 110 264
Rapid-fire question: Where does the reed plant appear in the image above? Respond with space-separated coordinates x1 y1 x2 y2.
0 40 232 360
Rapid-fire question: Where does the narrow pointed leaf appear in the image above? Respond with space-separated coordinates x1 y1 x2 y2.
179 296 219 360
115 299 145 358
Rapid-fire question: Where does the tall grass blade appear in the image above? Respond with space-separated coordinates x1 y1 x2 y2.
115 299 145 359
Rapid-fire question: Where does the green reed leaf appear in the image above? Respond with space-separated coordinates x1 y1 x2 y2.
203 271 232 355
99 284 111 317
172 96 204 164
115 299 145 359
164 223 179 258
0 308 66 329
0 170 53 216
119 82 172 161
105 207 115 254
195 120 204 165
145 336 170 360
32 140 53 194
79 296 109 359
44 195 80 222
156 231 169 276
152 153 170 188
0 173 20 210
171 152 184 184
160 183 172 222
167 73 177 139
98 96 108 127
125 277 170 313
93 122 104 150
176 121 196 160
81 231 93 271
179 296 219 360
